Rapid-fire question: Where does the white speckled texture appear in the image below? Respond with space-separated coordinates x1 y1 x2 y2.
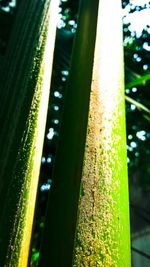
73 0 131 266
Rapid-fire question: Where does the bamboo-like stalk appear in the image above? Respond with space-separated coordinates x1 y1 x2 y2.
73 1 131 266
39 0 131 266
0 0 59 266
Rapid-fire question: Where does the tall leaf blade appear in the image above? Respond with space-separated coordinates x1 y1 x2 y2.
0 0 59 266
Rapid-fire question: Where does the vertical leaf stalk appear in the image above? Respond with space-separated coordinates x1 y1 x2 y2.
73 0 131 266
0 0 59 266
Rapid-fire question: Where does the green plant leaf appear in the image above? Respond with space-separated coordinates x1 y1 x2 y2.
126 73 150 89
125 96 150 114
125 96 150 122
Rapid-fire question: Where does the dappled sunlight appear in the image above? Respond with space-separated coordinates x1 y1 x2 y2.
123 1 150 37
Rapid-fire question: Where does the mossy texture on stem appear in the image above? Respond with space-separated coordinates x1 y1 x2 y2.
73 1 130 266
0 0 58 266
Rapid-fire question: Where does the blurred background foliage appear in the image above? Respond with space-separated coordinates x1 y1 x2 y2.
0 0 150 266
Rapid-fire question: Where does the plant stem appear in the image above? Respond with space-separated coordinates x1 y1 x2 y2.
0 0 58 266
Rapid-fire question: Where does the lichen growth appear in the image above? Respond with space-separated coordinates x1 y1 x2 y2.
73 75 130 267
72 1 130 266
0 0 58 266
